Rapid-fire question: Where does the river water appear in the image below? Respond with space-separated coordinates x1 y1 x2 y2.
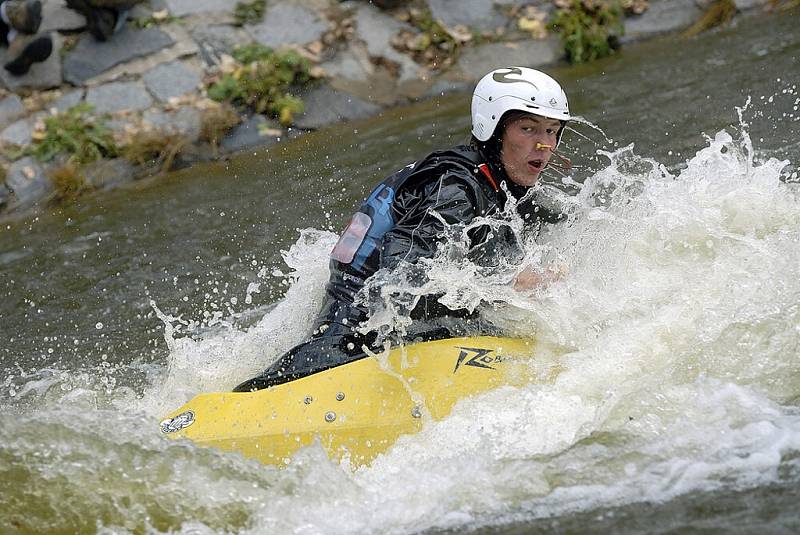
2 9 800 534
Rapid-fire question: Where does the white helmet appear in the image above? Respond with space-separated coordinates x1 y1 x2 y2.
471 66 570 142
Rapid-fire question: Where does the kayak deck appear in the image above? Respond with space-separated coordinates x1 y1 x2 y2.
159 336 537 466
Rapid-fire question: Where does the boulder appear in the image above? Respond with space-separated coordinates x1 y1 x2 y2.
0 95 25 131
40 0 86 32
294 85 381 130
86 82 153 114
5 156 51 207
83 158 136 189
246 4 329 48
319 44 375 84
426 0 510 32
354 4 420 81
456 38 563 78
142 61 202 102
51 90 84 113
221 114 282 153
190 24 251 67
0 181 9 210
164 0 233 17
623 0 703 42
0 117 35 147
142 107 203 142
63 27 175 85
0 32 63 91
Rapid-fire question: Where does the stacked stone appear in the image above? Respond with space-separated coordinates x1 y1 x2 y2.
0 0 769 218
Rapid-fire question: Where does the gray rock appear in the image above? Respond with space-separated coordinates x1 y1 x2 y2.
164 0 233 17
5 156 51 207
0 117 35 146
246 4 329 48
83 158 136 189
354 4 419 81
221 114 281 153
456 38 563 77
142 61 202 102
0 32 63 91
0 95 25 130
41 0 86 32
142 107 202 142
623 0 703 41
294 85 381 130
319 45 374 83
86 82 153 114
63 27 175 85
734 0 769 10
0 181 9 209
51 90 84 113
190 24 250 66
426 0 510 32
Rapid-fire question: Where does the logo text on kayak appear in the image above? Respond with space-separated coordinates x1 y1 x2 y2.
453 347 502 373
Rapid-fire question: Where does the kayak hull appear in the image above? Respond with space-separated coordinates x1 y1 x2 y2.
160 336 537 466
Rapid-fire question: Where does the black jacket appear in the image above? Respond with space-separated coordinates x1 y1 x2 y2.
234 145 561 392
315 144 560 337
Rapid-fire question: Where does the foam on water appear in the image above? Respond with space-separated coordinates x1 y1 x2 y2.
3 93 800 533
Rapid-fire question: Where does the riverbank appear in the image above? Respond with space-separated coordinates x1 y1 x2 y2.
0 0 776 220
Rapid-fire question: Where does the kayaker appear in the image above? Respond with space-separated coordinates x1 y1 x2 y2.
236 66 573 391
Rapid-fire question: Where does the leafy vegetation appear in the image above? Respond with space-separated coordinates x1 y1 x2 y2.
49 161 92 204
199 103 242 148
551 0 624 64
233 0 266 26
130 11 180 29
683 0 736 37
206 44 313 126
121 130 187 172
27 104 117 164
393 8 466 69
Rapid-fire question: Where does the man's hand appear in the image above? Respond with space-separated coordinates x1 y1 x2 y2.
514 263 566 291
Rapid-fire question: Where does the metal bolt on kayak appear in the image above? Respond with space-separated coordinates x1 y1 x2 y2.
304 396 313 404
325 411 336 422
336 392 345 401
411 406 422 418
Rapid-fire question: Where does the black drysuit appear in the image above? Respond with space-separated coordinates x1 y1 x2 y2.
235 145 561 391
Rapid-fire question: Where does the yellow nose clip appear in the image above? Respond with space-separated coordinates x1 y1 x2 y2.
535 143 553 150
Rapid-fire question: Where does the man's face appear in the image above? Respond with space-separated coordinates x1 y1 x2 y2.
500 114 561 187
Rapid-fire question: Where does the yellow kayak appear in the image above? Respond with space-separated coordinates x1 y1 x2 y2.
159 336 537 467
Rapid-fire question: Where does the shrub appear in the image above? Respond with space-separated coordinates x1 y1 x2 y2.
207 44 313 126
551 0 624 64
392 8 467 70
28 103 117 164
199 103 242 147
49 161 92 204
121 129 187 172
234 0 266 26
683 0 736 37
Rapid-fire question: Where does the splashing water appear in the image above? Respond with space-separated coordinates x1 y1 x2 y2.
3 89 800 534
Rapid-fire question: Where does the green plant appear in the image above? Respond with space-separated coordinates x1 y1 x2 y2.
121 130 187 172
199 103 242 147
551 0 624 64
394 8 465 69
207 44 314 126
130 13 179 29
683 0 736 37
234 0 266 26
49 161 92 204
28 104 117 164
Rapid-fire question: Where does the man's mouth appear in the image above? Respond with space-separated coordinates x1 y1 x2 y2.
528 159 545 170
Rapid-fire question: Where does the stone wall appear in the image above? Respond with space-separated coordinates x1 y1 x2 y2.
0 0 770 219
